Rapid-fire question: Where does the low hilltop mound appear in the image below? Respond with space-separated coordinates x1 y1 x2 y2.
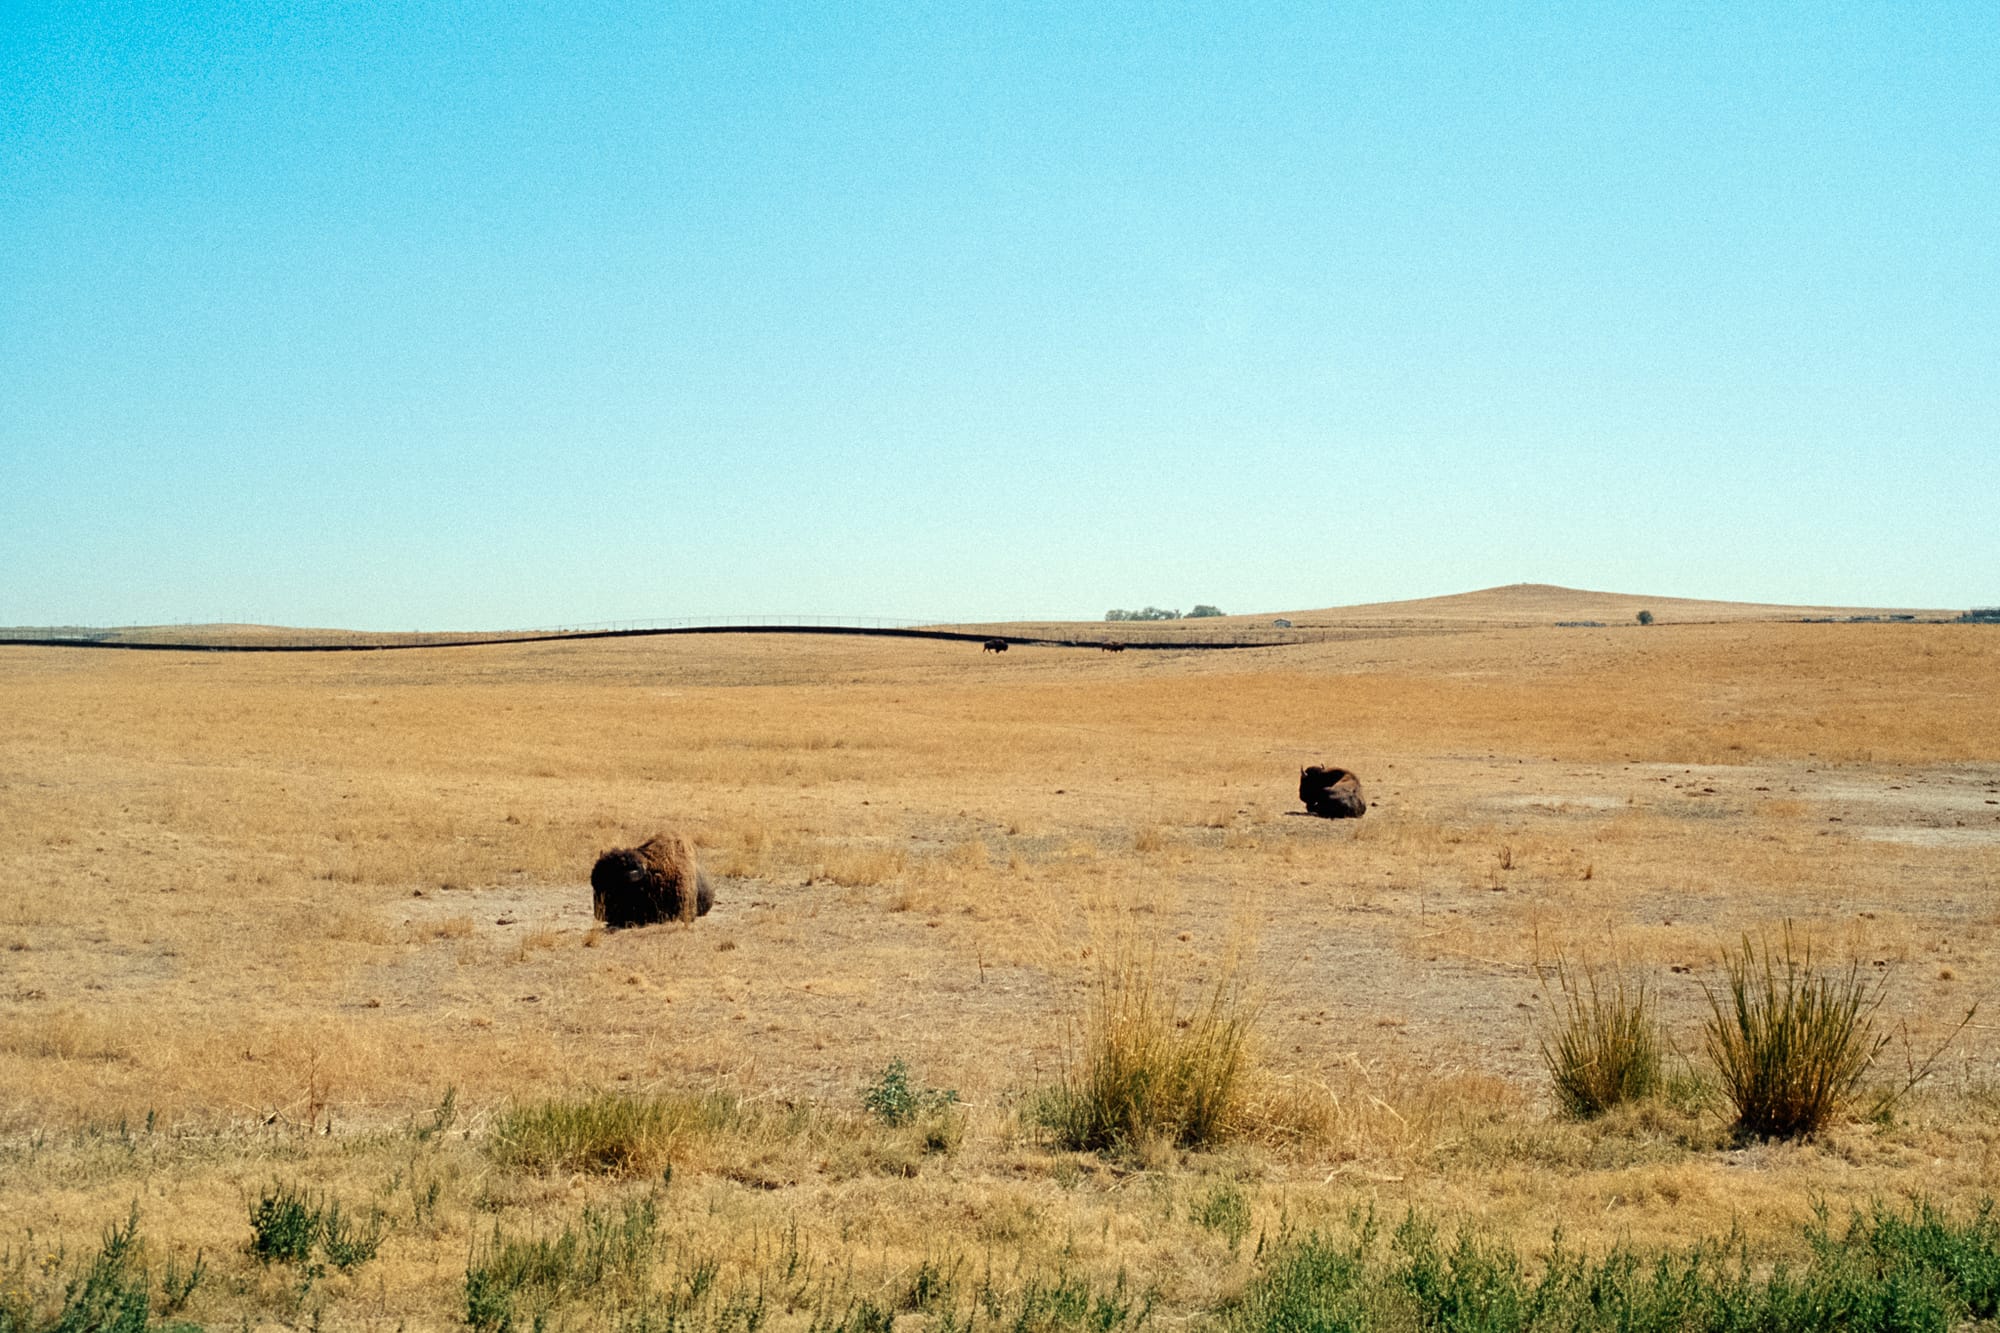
1276 583 1951 629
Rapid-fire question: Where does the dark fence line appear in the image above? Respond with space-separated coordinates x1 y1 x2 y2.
0 621 1309 654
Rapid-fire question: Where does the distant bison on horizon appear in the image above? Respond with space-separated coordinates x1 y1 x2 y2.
1101 641 1126 653
983 639 1009 653
1299 766 1366 819
591 832 713 928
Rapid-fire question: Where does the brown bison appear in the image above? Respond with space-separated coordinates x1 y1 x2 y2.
983 639 1009 653
1101 641 1126 652
591 832 714 928
1299 766 1366 819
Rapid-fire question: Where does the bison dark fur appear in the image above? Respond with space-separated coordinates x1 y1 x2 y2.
983 639 1009 653
591 833 714 928
1299 765 1367 819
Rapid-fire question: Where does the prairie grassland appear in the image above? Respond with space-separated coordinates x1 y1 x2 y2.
2 617 1999 1328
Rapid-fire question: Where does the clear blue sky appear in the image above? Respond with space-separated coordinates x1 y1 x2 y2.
4 3 1994 628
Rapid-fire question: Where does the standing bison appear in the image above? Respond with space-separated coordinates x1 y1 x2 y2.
1299 766 1367 819
591 832 714 928
983 639 1009 653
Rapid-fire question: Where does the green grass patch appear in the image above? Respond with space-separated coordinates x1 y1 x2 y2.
465 1196 665 1332
1220 1199 2000 1333
464 1201 1149 1333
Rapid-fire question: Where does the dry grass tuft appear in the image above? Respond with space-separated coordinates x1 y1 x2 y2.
814 846 908 886
1704 925 1888 1141
1037 942 1257 1153
429 915 476 940
1539 957 1662 1119
490 1090 743 1176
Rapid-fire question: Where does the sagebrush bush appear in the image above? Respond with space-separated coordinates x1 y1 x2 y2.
1704 926 1887 1141
1037 945 1256 1153
1539 957 1661 1118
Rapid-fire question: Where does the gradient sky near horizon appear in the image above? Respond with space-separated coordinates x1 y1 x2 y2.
4 3 1995 629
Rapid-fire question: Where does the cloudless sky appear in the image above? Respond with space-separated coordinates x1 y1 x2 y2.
3 2 1995 628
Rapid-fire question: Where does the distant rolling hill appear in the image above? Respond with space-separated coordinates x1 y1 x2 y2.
1271 583 1956 629
1 584 1967 651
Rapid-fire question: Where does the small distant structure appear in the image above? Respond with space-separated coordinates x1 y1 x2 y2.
1271 618 1293 629
1555 620 1604 628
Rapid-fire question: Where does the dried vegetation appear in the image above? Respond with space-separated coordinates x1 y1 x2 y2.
2 614 1999 1327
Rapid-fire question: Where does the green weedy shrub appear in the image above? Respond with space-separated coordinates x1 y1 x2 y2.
246 1184 318 1268
1539 958 1661 1118
0 1206 202 1333
247 1183 382 1276
863 1059 959 1127
317 1199 382 1272
1704 926 1888 1141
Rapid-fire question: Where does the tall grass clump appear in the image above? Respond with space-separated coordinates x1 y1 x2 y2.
1037 944 1256 1153
490 1090 740 1176
1538 957 1661 1118
1704 925 1888 1141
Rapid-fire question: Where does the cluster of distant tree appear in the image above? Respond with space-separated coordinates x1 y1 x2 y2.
1962 608 2000 624
1104 605 1224 622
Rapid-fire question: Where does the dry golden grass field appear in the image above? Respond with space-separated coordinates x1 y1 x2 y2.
3 587 1999 1329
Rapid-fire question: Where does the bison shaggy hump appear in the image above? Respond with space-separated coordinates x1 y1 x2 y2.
591 832 715 928
1299 765 1366 819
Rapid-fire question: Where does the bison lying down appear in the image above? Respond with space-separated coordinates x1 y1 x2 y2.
1299 766 1366 819
591 832 714 928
